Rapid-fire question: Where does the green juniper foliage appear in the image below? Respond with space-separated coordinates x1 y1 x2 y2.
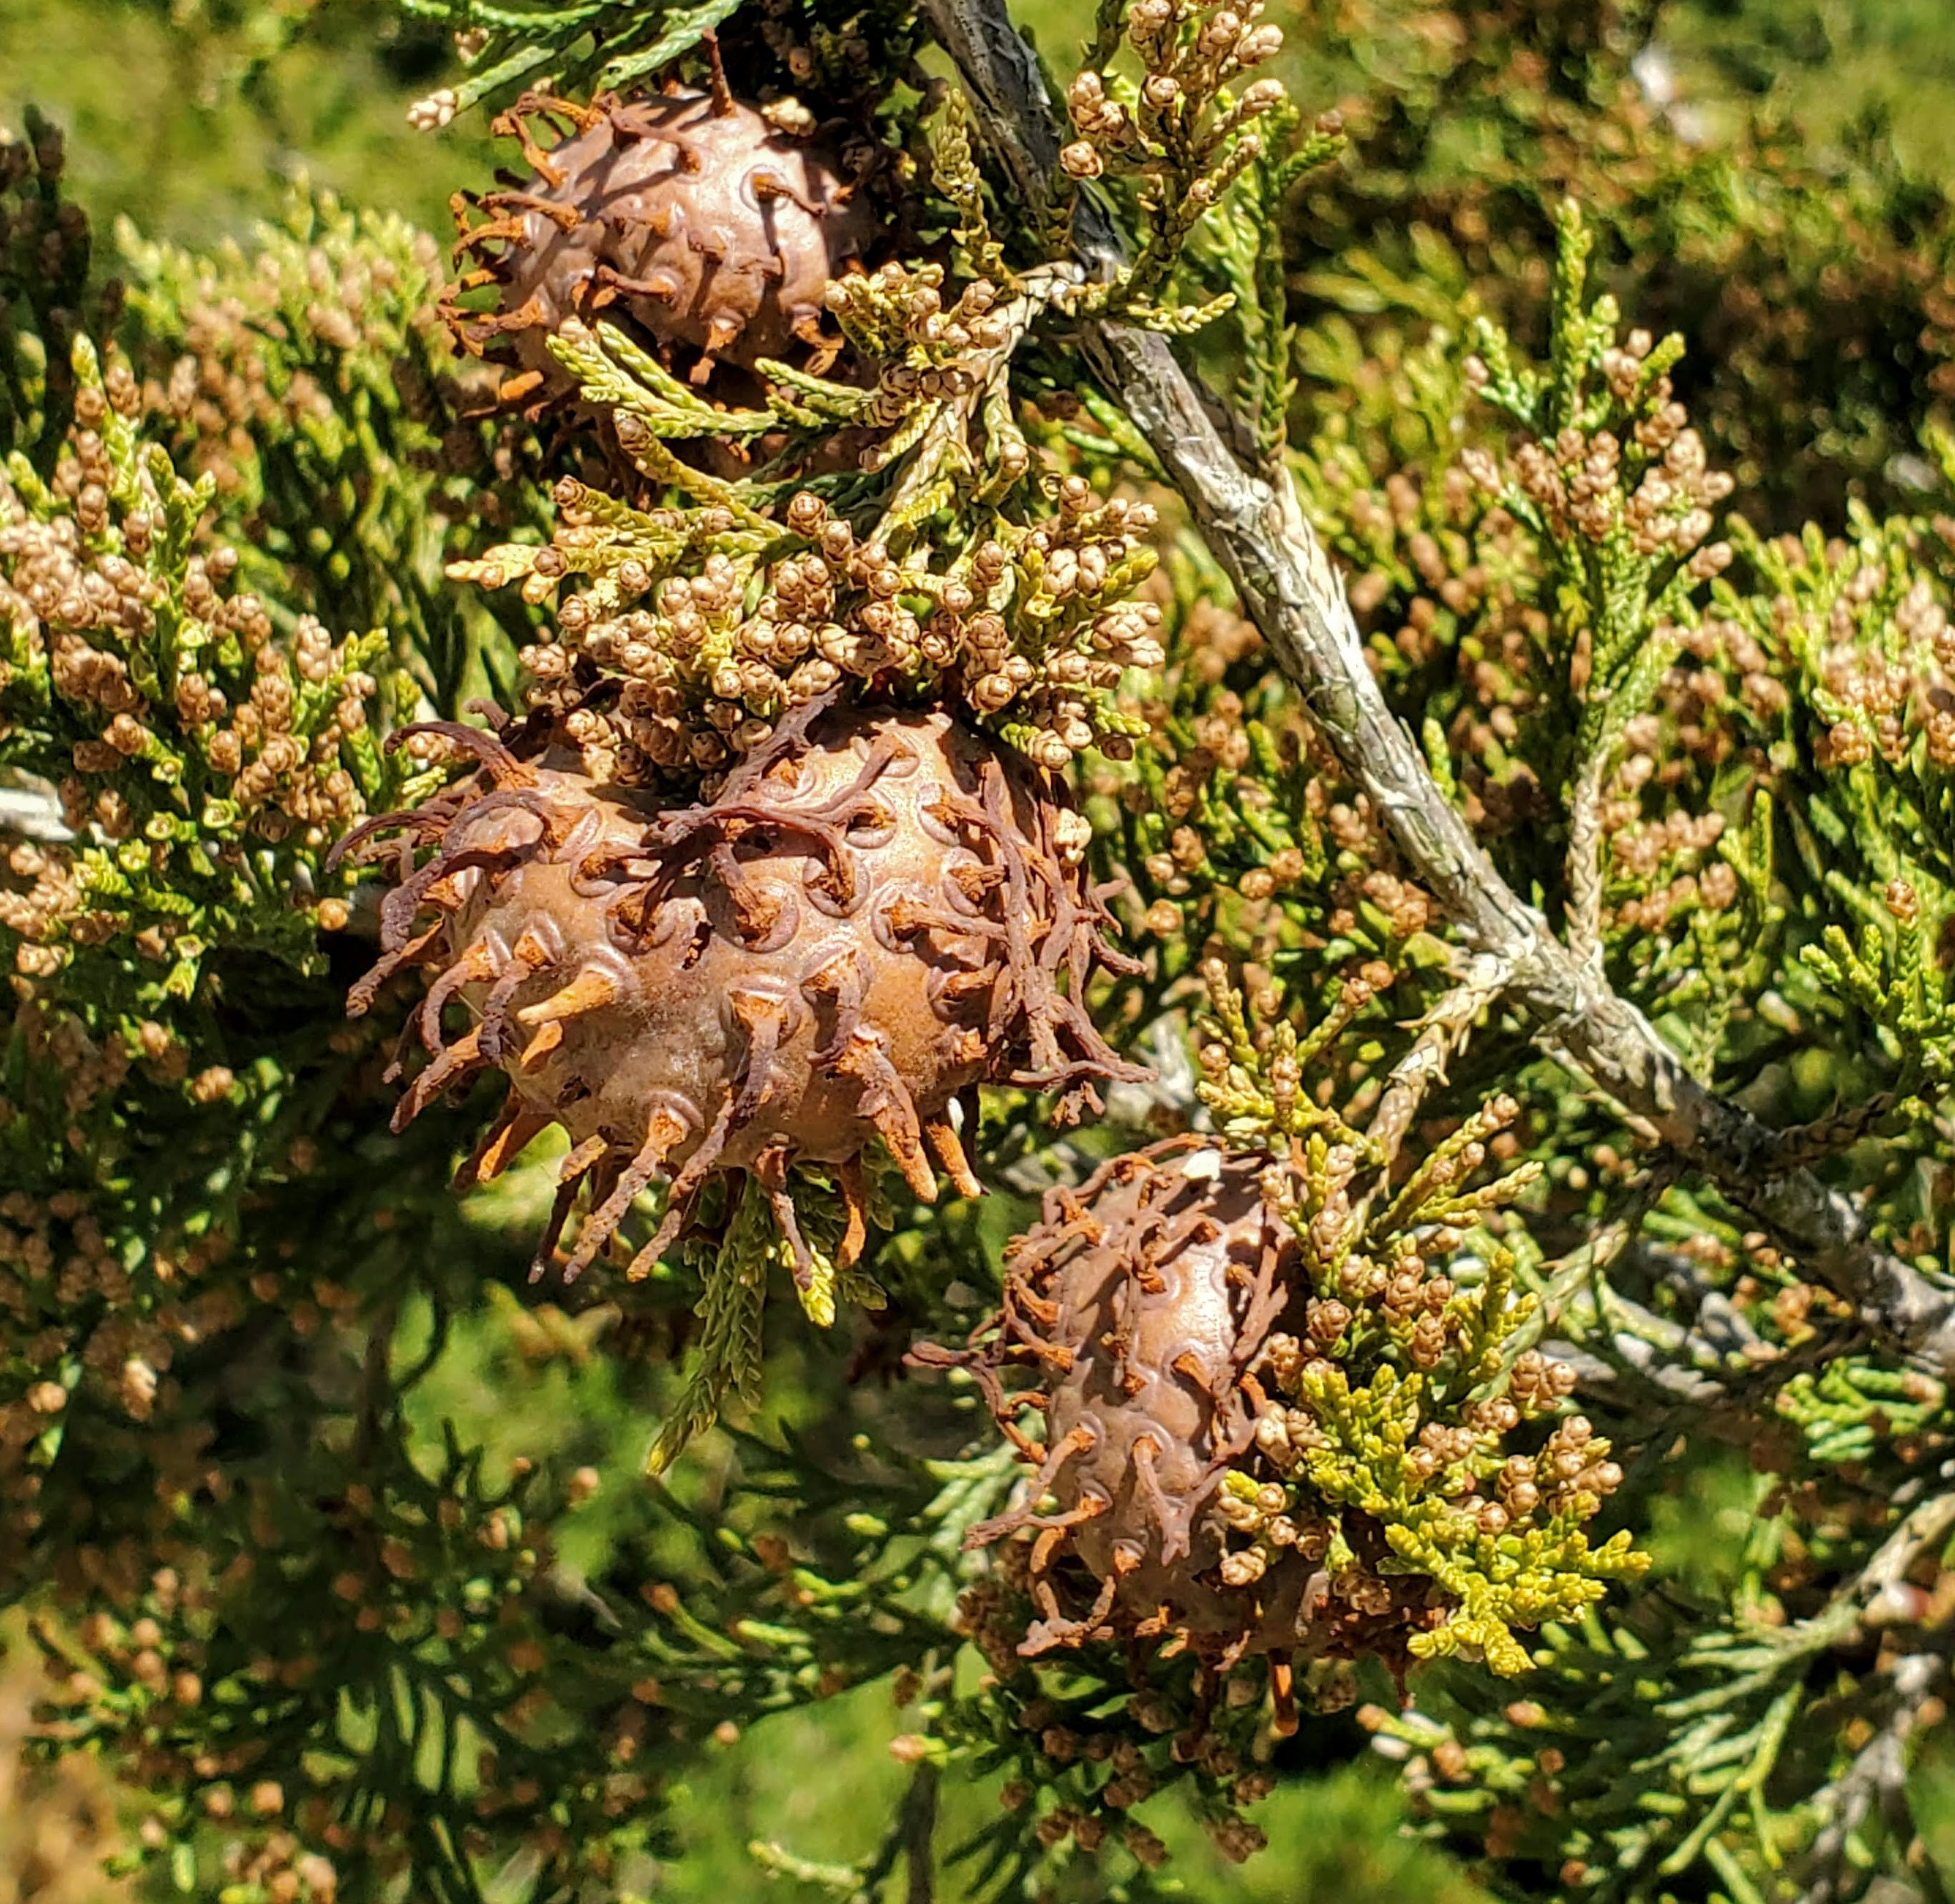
6 3 1955 1903
1189 964 1648 1680
1280 0 1955 528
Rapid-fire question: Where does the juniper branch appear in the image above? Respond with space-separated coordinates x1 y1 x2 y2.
1546 1339 1729 1410
922 0 1955 1380
1796 1651 1945 1904
1794 1500 1955 1904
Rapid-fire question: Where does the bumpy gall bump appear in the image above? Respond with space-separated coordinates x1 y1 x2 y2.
338 702 1143 1288
923 1142 1437 1725
447 88 875 400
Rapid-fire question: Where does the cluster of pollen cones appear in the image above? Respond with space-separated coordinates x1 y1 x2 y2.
337 699 1143 1294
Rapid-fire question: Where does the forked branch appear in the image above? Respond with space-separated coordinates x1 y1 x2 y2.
921 0 1955 1378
